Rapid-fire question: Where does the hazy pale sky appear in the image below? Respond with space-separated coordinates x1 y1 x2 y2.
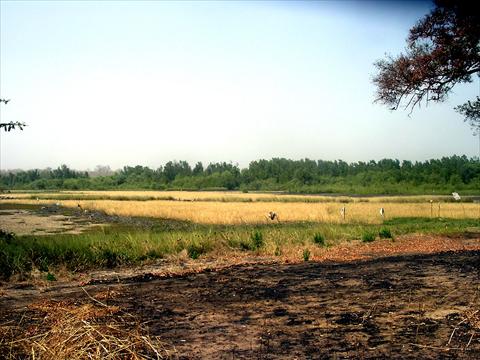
1 0 478 170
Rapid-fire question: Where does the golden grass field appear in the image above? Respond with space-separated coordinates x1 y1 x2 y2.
2 189 469 202
1 191 479 224
73 190 447 202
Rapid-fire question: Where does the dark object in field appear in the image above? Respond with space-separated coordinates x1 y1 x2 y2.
0 229 16 242
267 211 279 221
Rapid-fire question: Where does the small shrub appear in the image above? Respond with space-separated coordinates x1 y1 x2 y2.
46 272 56 281
250 231 264 250
313 233 325 246
379 227 393 239
187 243 204 259
303 248 311 262
362 232 376 243
102 249 122 268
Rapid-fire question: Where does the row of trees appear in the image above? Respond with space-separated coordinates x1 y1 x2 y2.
1 156 479 194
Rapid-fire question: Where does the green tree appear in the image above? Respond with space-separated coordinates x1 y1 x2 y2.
193 162 204 176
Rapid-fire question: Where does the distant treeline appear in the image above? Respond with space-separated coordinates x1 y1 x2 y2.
1 156 479 195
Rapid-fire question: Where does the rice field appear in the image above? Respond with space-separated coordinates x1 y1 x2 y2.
1 191 479 224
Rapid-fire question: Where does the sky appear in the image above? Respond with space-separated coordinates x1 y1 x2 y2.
1 0 479 171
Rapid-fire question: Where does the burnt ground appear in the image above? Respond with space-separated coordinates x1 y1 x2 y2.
1 249 479 359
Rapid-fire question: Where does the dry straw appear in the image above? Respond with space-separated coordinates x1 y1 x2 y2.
0 289 173 359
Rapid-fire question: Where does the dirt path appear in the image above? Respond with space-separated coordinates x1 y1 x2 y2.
1 248 479 359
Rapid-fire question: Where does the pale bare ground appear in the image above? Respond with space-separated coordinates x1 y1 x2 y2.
1 198 479 224
0 209 104 235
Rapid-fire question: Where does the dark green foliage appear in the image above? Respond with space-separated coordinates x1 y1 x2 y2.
379 228 393 239
102 249 124 268
187 243 204 259
303 248 311 261
1 156 479 194
362 232 376 243
0 230 15 243
313 233 326 246
46 272 56 281
0 250 14 280
382 217 480 235
0 244 32 280
250 231 264 250
236 231 264 251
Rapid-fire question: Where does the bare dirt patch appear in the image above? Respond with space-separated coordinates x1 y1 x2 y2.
0 204 164 236
0 209 104 235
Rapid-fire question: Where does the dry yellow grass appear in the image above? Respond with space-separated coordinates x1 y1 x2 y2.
0 295 170 359
1 190 465 203
2 197 479 224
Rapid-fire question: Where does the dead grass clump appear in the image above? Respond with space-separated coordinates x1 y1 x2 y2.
445 305 480 350
0 296 171 359
464 307 480 335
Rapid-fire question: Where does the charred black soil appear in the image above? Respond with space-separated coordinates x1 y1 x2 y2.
1 249 479 359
